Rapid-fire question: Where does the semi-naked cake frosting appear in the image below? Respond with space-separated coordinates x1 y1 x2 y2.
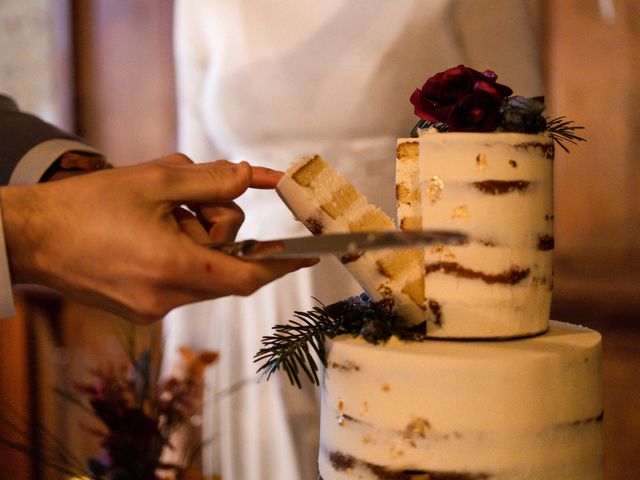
318 321 603 480
418 131 554 338
276 154 425 325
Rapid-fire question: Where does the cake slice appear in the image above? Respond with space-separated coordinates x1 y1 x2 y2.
276 155 426 325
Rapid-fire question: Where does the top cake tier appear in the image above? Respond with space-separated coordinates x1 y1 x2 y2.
401 130 554 338
276 130 554 339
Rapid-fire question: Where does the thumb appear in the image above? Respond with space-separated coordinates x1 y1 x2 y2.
160 161 253 204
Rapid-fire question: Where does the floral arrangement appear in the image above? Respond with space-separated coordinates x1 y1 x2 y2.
409 64 584 151
1 329 218 480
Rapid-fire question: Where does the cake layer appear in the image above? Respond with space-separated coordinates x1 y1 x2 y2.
418 131 554 338
277 155 425 324
396 138 422 232
319 321 603 480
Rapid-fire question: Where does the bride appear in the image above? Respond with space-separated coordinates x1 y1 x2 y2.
163 1 542 478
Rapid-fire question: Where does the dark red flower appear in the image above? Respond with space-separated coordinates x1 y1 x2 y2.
448 92 501 132
410 65 513 131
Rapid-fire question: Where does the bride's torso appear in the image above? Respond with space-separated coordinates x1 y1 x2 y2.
195 0 459 152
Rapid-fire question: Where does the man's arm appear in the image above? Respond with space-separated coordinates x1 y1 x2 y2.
0 95 109 317
0 157 317 323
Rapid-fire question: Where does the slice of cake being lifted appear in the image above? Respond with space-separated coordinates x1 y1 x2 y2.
276 154 426 326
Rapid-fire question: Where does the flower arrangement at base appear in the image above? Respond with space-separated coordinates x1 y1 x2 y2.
1 327 219 480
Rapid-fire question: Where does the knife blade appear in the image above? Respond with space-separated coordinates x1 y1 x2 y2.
205 230 467 260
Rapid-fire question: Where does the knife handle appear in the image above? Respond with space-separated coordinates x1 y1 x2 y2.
206 239 258 257
205 239 285 259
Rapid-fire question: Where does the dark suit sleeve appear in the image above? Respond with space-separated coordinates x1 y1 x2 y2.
0 95 99 186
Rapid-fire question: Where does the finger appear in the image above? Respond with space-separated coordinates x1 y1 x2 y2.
158 161 253 204
126 255 315 322
154 152 195 166
211 159 235 167
168 241 319 296
173 207 211 243
222 256 321 296
249 166 284 189
198 202 246 242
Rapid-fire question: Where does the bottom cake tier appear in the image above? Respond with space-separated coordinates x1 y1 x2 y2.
318 321 603 480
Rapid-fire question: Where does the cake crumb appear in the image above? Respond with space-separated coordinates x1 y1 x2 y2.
426 176 444 204
451 205 470 221
476 153 488 170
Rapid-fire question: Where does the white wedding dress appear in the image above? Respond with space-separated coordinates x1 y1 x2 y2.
163 1 541 478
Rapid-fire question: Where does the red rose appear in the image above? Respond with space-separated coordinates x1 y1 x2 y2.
448 92 501 132
410 65 513 131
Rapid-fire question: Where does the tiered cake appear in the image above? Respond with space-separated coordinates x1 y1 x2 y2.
272 66 601 479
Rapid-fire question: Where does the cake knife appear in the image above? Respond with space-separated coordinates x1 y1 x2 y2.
205 230 467 260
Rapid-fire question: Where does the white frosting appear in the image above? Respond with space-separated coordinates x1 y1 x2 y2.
419 131 554 338
319 321 603 480
277 156 425 323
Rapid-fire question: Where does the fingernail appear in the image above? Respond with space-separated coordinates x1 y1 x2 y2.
300 257 321 267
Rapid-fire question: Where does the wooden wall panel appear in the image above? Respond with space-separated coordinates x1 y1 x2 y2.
543 0 640 326
539 2 640 477
0 297 32 480
72 0 176 166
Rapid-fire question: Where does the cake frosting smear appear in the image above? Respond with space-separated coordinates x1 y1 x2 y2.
271 65 600 479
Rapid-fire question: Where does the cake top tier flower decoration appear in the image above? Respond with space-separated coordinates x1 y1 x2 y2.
410 64 585 152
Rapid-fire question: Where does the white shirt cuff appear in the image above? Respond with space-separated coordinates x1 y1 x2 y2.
9 138 101 185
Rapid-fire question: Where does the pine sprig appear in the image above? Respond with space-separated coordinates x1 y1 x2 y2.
545 115 586 153
254 305 345 388
255 295 427 388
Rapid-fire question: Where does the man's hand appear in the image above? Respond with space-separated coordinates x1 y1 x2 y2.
0 154 318 323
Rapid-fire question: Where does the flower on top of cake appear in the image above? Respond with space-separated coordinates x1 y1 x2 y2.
409 64 583 150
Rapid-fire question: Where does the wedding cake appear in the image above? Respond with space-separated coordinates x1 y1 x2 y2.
264 66 602 479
